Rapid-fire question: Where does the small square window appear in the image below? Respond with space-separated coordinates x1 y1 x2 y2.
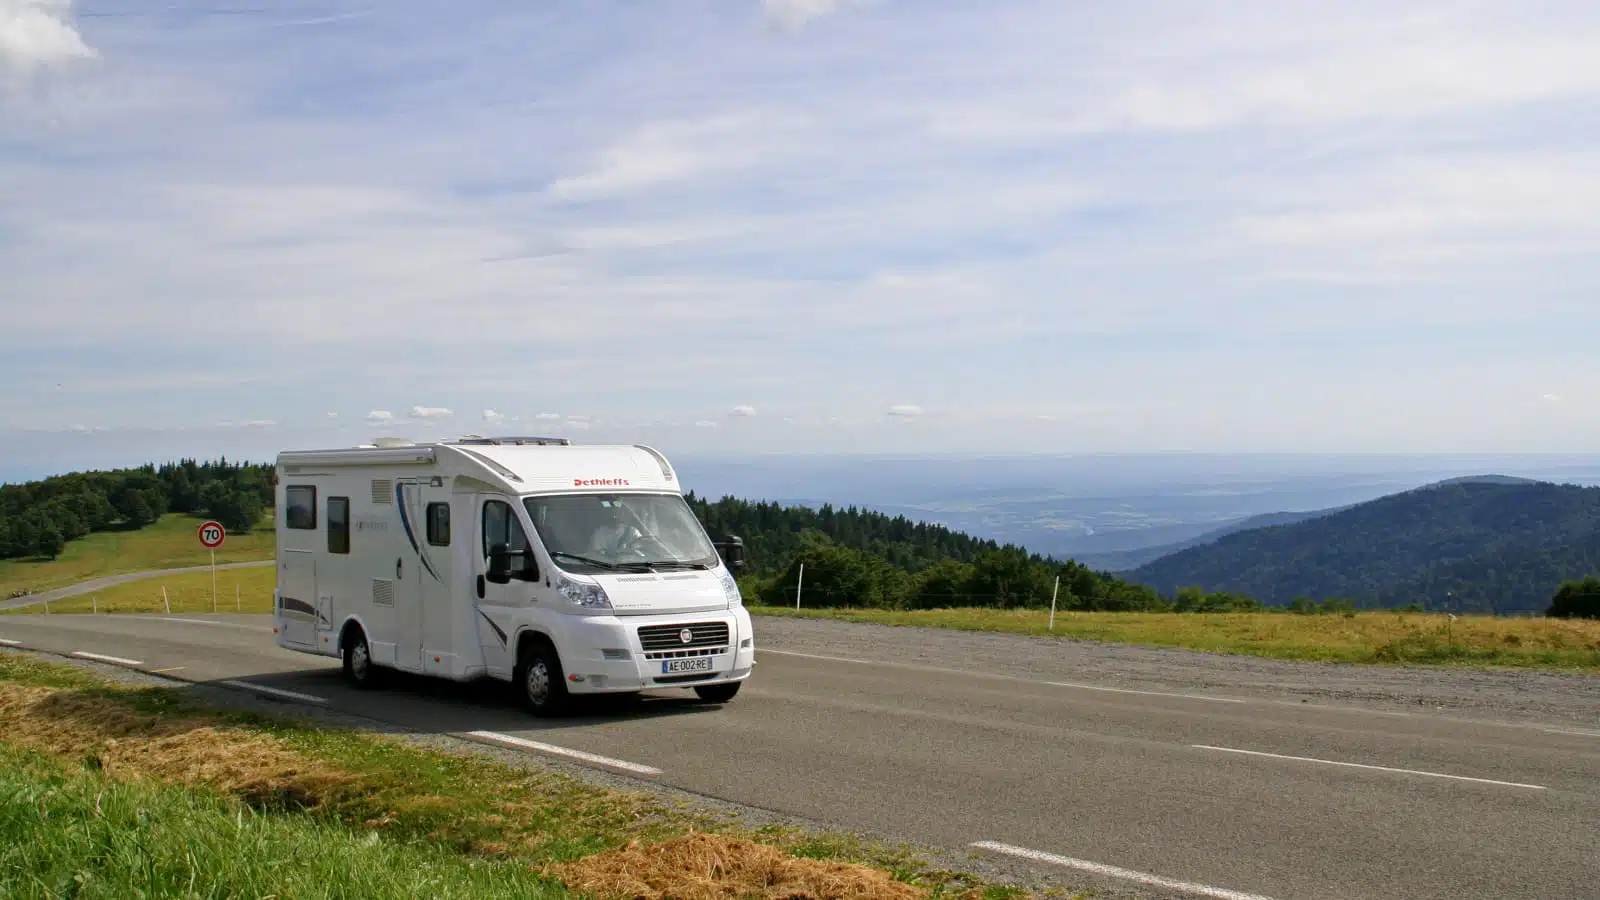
286 485 317 530
426 502 450 547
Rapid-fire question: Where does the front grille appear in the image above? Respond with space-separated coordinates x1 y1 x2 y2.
643 647 727 661
637 621 729 652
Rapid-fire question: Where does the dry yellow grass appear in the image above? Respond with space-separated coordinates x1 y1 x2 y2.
550 832 928 900
0 680 356 809
3 565 277 616
751 606 1600 670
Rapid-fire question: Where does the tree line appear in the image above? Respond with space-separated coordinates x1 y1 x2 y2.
0 459 274 561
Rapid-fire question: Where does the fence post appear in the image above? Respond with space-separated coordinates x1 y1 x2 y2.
236 583 241 612
795 563 804 610
93 595 98 615
162 586 171 616
1049 576 1060 632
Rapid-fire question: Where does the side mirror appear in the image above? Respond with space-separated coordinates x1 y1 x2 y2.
716 534 746 572
487 543 513 584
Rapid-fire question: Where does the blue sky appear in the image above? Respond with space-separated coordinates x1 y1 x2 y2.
3 0 1599 476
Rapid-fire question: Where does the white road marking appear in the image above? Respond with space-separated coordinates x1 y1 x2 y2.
1192 745 1547 790
1544 727 1600 738
218 680 328 704
1043 679 1245 704
758 648 1243 704
971 841 1281 900
158 617 264 630
0 639 21 646
465 730 663 776
149 666 188 674
71 651 143 666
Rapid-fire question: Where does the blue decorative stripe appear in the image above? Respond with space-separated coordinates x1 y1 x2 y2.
395 482 440 582
476 608 507 646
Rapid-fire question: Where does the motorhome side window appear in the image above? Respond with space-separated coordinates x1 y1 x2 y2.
426 502 450 546
286 486 316 530
327 497 350 554
482 500 529 556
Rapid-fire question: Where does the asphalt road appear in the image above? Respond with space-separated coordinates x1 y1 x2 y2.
0 560 273 611
1 612 1595 900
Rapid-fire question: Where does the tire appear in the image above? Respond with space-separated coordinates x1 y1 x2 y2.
341 628 380 689
693 682 741 703
515 639 571 717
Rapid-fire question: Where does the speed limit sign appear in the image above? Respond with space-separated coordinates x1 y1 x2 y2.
197 521 226 549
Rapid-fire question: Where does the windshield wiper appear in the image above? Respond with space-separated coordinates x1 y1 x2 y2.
632 560 711 571
550 551 618 570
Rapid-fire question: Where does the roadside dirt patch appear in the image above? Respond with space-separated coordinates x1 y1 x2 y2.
0 682 356 809
549 831 931 900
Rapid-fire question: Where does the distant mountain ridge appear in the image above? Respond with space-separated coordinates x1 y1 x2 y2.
1125 477 1600 613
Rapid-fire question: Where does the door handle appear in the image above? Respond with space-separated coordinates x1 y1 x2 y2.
476 575 485 599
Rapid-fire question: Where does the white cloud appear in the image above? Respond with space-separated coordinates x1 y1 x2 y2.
0 0 97 74
409 406 452 420
729 405 757 417
886 404 924 418
694 419 719 428
326 411 339 419
761 0 867 32
482 409 505 424
366 410 394 423
1543 394 1563 403
534 412 562 421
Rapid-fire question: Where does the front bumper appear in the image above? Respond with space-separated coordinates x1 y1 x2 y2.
547 606 755 694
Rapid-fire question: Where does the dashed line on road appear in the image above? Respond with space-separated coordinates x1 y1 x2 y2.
0 639 20 646
970 841 1282 900
218 680 328 705
158 617 266 630
464 730 663 776
149 666 188 674
71 650 143 666
1544 727 1600 738
758 648 1245 704
1192 744 1547 790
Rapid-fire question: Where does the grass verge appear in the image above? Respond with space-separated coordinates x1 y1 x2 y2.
0 652 1017 900
2 566 276 616
0 511 275 598
749 606 1600 671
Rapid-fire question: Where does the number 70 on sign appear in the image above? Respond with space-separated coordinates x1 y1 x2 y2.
197 521 225 611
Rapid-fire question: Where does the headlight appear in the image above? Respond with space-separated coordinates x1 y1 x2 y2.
557 573 612 611
719 570 742 606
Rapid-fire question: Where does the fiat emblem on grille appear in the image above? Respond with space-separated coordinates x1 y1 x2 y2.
679 628 693 644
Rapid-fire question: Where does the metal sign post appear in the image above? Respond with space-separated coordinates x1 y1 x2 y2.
197 521 226 613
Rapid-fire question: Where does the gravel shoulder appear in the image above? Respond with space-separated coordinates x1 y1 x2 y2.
752 615 1600 729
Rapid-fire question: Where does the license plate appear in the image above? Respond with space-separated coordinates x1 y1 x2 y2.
662 656 714 674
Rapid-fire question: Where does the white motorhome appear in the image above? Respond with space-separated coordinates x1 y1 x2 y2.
271 435 754 715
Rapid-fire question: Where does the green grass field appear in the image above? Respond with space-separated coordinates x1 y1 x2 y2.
0 652 1003 900
749 605 1600 671
2 566 278 616
0 511 276 598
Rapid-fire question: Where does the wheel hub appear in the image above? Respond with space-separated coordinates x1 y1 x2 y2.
526 659 550 705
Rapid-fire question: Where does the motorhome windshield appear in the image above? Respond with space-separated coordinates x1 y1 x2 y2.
522 492 719 574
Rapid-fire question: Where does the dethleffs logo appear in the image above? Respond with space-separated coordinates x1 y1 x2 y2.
574 477 630 487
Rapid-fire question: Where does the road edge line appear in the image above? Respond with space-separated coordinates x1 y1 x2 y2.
464 729 663 776
970 841 1282 900
1192 744 1547 790
218 679 329 705
71 650 143 666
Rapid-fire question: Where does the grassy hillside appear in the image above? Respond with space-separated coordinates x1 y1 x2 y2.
1128 481 1600 613
1 565 276 615
0 510 275 598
